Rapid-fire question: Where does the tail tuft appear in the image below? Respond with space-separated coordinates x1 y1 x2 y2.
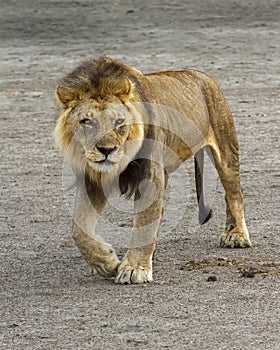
199 206 213 225
195 149 213 225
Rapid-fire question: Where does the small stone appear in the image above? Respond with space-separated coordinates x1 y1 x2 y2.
241 271 256 278
207 275 217 282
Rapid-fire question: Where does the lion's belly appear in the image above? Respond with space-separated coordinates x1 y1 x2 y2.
162 140 194 174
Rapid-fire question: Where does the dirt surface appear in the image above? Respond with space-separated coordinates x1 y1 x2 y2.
1 1 280 349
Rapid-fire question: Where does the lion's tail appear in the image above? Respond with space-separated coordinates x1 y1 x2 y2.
194 148 213 225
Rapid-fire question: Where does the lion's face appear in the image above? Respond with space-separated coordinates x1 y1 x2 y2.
55 98 144 175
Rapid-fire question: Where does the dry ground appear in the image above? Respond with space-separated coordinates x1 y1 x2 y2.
1 1 280 349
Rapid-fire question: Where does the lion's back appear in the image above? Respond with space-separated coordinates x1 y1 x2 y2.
145 70 212 128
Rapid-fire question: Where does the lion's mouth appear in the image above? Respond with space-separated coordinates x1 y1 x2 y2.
95 159 116 164
87 159 116 167
87 159 119 172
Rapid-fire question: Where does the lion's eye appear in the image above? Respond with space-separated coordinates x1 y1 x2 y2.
80 118 90 125
80 118 97 127
114 118 125 127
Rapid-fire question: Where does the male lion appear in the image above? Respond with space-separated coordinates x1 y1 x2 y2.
54 57 251 284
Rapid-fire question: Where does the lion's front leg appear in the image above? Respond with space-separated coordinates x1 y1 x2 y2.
73 179 120 278
115 169 165 284
115 243 155 284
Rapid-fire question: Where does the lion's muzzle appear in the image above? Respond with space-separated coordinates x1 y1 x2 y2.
96 145 118 158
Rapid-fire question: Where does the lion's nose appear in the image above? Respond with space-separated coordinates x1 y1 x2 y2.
96 146 117 157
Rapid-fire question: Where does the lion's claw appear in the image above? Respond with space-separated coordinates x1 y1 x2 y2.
220 230 251 248
115 257 153 284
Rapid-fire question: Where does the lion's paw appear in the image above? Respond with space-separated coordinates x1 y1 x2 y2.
220 229 251 248
115 257 153 284
88 250 120 278
91 257 120 278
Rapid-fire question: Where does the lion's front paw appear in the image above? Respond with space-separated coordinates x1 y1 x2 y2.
115 256 153 284
220 229 251 248
73 230 120 278
91 252 120 278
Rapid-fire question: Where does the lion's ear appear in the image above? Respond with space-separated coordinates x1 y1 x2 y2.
101 77 134 100
55 85 80 108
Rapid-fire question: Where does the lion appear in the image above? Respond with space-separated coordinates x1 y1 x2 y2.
54 57 251 284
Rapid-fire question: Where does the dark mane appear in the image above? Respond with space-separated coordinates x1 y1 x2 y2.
56 57 152 103
64 57 129 89
118 159 146 198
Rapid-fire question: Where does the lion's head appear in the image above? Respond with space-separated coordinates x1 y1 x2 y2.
54 58 148 183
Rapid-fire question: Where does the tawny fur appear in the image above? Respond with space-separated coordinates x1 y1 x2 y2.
54 57 251 284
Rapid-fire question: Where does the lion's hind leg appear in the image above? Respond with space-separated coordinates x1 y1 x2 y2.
209 140 251 248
